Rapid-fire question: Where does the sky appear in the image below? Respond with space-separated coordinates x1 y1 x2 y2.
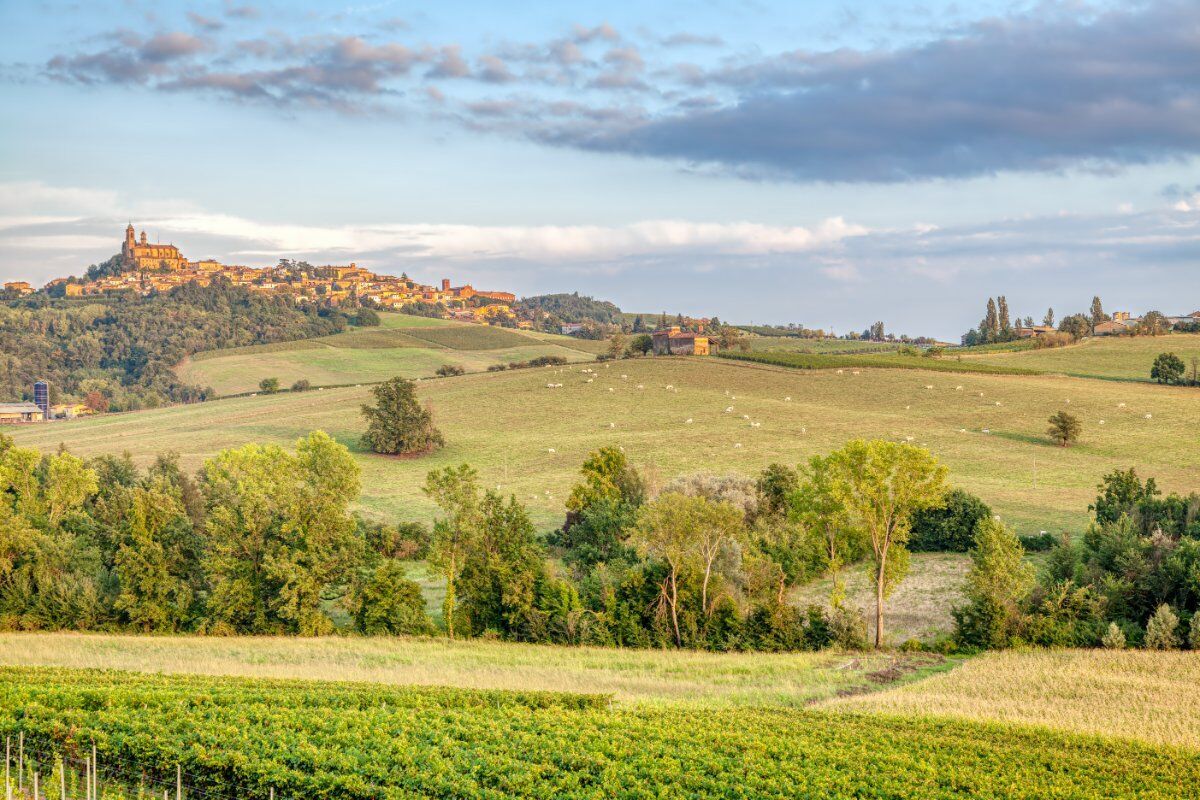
0 0 1197 338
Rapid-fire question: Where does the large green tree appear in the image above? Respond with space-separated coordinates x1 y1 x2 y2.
361 377 445 456
824 440 948 647
423 464 483 638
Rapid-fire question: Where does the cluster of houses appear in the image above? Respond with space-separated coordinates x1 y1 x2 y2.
0 381 94 425
1016 310 1200 338
10 224 519 324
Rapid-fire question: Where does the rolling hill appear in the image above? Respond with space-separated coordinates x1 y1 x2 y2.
957 333 1200 381
176 311 605 395
13 355 1198 534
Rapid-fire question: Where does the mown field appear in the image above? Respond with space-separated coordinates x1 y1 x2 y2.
958 333 1200 381
2 649 1198 798
176 312 601 395
15 356 1198 534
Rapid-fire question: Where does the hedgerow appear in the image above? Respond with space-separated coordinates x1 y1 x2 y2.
2 667 1197 799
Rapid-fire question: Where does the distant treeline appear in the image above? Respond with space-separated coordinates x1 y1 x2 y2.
515 293 624 329
0 277 360 410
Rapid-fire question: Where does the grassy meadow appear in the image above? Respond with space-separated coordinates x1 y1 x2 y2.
958 333 1200 381
0 633 945 708
177 312 603 395
826 649 1200 751
14 355 1198 533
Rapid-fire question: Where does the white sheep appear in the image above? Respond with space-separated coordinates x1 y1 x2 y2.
621 374 628 380
1099 420 1106 425
636 384 644 390
608 387 614 392
1145 413 1153 420
1118 402 1126 408
784 396 792 402
586 378 594 383
904 405 911 410
955 385 963 391
734 443 743 449
665 384 674 390
685 418 693 424
751 421 761 428
905 436 914 442
800 427 807 434
959 428 967 433
742 414 750 420
837 369 844 374
547 448 556 453
851 370 861 376
609 422 616 428
995 401 1002 406
725 406 734 413
982 429 991 434
924 385 933 390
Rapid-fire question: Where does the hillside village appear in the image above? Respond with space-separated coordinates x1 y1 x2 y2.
4 224 521 325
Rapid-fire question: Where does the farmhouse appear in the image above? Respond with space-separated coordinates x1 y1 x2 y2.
1094 318 1137 336
0 402 45 424
652 326 711 356
3 281 33 296
1017 325 1057 338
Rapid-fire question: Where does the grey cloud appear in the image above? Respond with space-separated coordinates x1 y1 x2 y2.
568 2 1200 181
187 13 224 32
572 24 619 43
660 33 724 48
224 3 259 20
426 46 470 79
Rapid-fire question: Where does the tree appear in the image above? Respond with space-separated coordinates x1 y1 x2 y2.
45 452 99 527
629 493 742 644
1047 410 1081 447
607 332 628 360
259 377 280 394
824 440 948 647
997 296 1012 340
361 377 445 455
202 431 362 635
1059 314 1090 340
1151 352 1186 385
629 334 653 355
631 315 646 333
983 298 999 343
909 489 992 552
1140 311 1168 336
952 518 1033 648
792 455 862 610
114 484 194 631
1090 467 1158 525
352 560 435 635
291 379 311 392
1089 296 1108 334
1043 308 1055 328
456 491 546 638
566 447 645 516
423 464 483 638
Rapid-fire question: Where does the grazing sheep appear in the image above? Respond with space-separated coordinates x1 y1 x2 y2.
800 426 807 434
905 436 914 442
547 448 556 453
636 384 644 390
852 371 861 375
586 378 594 383
924 385 934 390
742 414 750 420
1099 420 1106 425
1118 402 1126 408
995 401 1002 406
734 443 743 449
955 385 963 391
905 405 911 410
608 387 615 392
621 374 628 380
609 422 616 428
685 418 693 424
1145 413 1153 420
666 384 674 390
959 428 967 433
725 406 734 413
982 429 991 434
837 369 845 374
784 396 792 401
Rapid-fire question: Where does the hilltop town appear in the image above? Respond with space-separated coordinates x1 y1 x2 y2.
4 224 520 325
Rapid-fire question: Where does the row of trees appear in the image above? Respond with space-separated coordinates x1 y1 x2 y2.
0 432 430 635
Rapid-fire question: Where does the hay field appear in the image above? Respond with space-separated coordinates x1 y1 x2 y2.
959 333 1200 381
825 649 1200 751
176 313 600 394
0 632 943 708
13 357 1198 531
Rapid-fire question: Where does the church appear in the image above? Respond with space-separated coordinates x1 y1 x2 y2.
121 223 187 272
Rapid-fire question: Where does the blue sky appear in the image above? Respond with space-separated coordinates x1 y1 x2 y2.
1 0 1197 338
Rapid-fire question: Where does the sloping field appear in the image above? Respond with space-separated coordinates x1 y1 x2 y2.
959 333 1200 381
176 313 598 394
826 649 1200 751
13 357 1198 532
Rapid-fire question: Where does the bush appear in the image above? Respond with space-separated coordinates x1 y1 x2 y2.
1101 622 1126 649
353 307 381 327
909 489 992 552
291 379 311 392
258 377 280 394
435 364 466 377
828 605 868 650
486 364 507 372
1018 532 1057 552
1190 615 1200 650
353 560 436 635
528 355 568 367
1145 604 1180 650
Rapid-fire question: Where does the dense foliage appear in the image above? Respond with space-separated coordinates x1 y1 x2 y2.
0 278 348 409
360 377 445 456
0 432 429 634
4 667 1197 800
515 292 623 326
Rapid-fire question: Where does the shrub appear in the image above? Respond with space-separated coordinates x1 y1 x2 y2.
1017 532 1057 552
353 560 436 635
290 378 311 392
258 377 280 394
1190 615 1200 650
1145 604 1180 650
528 355 567 367
909 489 992 552
1101 622 1126 649
829 605 868 650
435 364 466 377
353 307 381 327
952 518 1034 649
486 364 507 372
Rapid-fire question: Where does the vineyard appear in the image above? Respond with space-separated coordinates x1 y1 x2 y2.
720 349 1044 376
3 667 1199 799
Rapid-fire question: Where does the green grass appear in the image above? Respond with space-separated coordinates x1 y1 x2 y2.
176 313 598 395
958 333 1200 381
5 666 1198 799
13 357 1200 534
745 337 902 354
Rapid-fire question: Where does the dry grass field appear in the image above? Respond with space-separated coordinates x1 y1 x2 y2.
959 333 1200 381
13 356 1198 533
825 649 1200 751
176 312 602 394
0 633 944 708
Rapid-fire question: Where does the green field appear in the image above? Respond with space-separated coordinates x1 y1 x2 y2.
2 652 1200 800
958 333 1200 381
745 336 902 354
14 356 1199 533
176 312 602 395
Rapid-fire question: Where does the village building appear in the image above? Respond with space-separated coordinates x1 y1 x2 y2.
3 281 33 296
651 326 711 356
122 224 188 271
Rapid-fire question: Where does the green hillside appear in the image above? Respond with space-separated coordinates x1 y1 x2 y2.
176 311 603 395
14 357 1199 534
958 333 1200 381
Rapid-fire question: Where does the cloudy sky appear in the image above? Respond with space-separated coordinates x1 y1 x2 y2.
1 0 1197 338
